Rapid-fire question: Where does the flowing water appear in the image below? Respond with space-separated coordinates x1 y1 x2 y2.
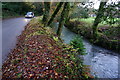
53 23 119 78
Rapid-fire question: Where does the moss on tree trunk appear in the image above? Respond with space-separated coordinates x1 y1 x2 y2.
42 2 50 27
57 2 70 37
92 2 107 40
47 2 64 26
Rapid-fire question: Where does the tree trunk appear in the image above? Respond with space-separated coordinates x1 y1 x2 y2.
42 2 50 27
57 2 70 37
92 2 107 40
47 2 64 26
66 3 76 23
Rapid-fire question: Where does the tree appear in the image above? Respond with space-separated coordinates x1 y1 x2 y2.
33 2 43 16
47 2 64 26
2 2 40 15
102 1 120 25
65 2 77 23
42 2 51 27
92 2 107 40
69 2 93 20
57 2 70 37
70 6 89 19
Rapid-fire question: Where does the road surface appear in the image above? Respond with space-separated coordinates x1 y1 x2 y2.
2 17 31 63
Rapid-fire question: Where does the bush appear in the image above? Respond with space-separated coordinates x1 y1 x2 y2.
70 36 86 55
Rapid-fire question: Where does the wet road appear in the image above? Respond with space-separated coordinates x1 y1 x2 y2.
2 17 31 63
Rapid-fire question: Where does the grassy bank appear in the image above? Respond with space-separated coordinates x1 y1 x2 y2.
2 17 93 79
65 19 120 53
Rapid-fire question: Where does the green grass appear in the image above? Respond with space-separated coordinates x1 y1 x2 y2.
79 17 95 24
71 17 119 27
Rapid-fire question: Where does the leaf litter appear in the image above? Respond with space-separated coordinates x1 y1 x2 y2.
2 18 93 79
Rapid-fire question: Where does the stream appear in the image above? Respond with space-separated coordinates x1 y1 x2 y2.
53 23 119 78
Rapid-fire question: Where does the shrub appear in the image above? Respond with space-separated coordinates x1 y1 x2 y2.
70 36 86 55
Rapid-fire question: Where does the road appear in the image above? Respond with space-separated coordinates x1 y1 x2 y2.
2 17 31 63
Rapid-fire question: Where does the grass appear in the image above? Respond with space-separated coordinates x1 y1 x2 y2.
79 17 95 24
71 17 119 27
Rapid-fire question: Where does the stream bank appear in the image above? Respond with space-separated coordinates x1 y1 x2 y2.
53 23 119 78
65 20 120 53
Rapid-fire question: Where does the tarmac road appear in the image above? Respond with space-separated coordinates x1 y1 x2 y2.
2 17 31 63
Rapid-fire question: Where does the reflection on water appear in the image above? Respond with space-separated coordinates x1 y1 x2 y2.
53 23 119 78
